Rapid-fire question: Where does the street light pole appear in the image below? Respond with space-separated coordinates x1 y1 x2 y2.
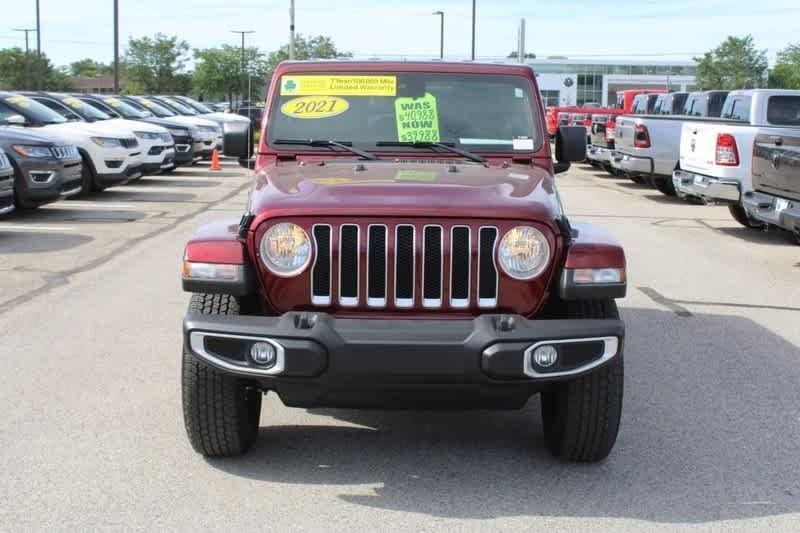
12 28 36 89
470 0 476 60
289 0 296 60
35 0 42 89
230 30 255 108
113 0 119 93
432 11 444 59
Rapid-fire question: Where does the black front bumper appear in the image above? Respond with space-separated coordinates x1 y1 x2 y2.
184 312 624 409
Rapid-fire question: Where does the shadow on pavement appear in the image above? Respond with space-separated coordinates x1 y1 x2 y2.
208 307 800 524
130 178 224 188
88 189 198 203
714 226 797 246
0 231 92 253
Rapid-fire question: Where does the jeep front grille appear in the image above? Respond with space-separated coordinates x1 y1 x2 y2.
50 145 79 160
311 222 498 310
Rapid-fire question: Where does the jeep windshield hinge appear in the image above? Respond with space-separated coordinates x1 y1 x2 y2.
238 212 255 238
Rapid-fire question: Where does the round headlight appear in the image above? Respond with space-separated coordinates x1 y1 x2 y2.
497 226 550 280
260 223 312 277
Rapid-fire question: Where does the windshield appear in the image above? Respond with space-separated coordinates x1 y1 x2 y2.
132 97 177 117
56 96 111 121
1 94 67 124
268 72 539 152
158 97 198 115
99 97 151 119
180 96 213 114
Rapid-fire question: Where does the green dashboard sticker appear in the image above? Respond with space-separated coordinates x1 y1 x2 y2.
394 93 440 143
394 170 438 182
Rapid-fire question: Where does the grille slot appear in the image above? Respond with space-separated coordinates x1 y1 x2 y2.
339 225 359 306
395 225 415 307
423 226 443 307
367 225 387 306
478 227 498 307
450 226 471 308
311 225 331 305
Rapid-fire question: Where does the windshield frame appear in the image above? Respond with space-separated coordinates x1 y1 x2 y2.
47 95 112 122
130 97 177 117
264 70 542 156
0 94 68 125
155 96 198 115
96 96 152 119
178 96 214 114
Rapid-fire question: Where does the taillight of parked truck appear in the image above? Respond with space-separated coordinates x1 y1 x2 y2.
634 124 651 148
606 120 616 141
715 133 739 166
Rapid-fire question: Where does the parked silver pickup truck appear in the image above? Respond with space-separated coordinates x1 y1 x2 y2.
610 91 729 195
673 90 800 228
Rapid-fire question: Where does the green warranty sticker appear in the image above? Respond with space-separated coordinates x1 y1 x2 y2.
394 92 440 143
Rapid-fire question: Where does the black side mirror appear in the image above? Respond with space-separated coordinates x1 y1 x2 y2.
222 121 252 159
555 125 586 174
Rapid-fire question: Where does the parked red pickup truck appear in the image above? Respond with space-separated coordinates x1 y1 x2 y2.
181 61 627 462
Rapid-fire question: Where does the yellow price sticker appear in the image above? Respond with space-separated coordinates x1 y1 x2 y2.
281 96 350 119
63 97 83 109
139 98 155 108
104 97 122 108
280 75 396 96
5 95 31 108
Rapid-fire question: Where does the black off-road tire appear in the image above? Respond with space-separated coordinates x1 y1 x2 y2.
728 204 765 229
182 293 262 457
540 299 624 462
628 173 644 184
651 176 677 196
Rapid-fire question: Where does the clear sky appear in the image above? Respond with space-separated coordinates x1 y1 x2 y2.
3 0 799 68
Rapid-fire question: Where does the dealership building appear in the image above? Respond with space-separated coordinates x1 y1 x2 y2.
526 58 698 107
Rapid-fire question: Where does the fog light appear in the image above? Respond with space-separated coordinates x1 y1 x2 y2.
532 345 558 368
250 342 277 367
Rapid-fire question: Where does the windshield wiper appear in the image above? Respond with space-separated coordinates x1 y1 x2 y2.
375 141 486 164
273 138 379 160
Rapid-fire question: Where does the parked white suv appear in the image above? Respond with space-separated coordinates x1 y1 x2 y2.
0 92 142 193
27 92 175 175
129 96 221 159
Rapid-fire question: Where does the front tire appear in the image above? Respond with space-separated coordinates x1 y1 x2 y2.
728 204 764 229
651 176 677 196
182 293 262 457
540 299 623 462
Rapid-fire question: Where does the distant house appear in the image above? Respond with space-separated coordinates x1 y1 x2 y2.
70 74 116 94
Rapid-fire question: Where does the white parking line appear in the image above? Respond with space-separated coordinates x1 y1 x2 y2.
0 224 78 232
51 202 139 210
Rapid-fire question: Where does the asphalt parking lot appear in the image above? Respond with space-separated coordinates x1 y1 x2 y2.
1 160 798 531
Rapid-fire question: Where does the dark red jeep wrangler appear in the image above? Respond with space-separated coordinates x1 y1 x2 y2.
181 61 627 462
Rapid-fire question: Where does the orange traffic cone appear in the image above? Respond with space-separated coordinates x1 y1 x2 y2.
210 149 222 171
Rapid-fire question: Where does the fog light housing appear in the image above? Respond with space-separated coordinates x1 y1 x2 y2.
532 345 558 368
250 342 277 367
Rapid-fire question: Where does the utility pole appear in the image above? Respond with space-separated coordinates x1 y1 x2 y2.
12 28 36 89
289 0 296 60
113 0 120 92
35 0 42 89
470 0 476 60
432 11 444 59
517 18 526 63
230 30 255 108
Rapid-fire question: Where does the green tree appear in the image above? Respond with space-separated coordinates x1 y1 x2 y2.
769 44 800 89
265 34 351 77
124 33 190 92
694 35 768 90
69 58 113 77
193 45 267 102
0 47 72 91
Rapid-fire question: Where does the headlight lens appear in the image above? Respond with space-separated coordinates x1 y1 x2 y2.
168 128 188 137
260 223 312 277
497 226 551 280
12 144 53 158
134 130 162 140
91 137 122 148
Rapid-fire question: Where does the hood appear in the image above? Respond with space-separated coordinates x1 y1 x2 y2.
0 126 68 146
249 159 561 224
201 112 250 124
167 116 219 128
141 117 191 131
103 118 168 134
40 121 132 139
